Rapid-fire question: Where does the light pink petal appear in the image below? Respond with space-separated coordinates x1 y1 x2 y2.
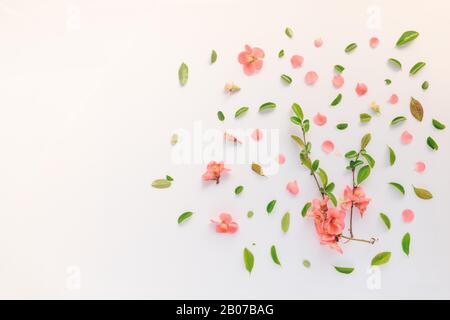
332 75 344 88
314 38 323 48
252 59 263 71
244 45 252 53
415 161 426 173
243 63 256 75
238 52 250 64
252 47 265 58
290 55 304 68
202 172 215 181
401 131 413 144
305 71 318 85
355 83 368 96
402 209 415 223
369 37 379 48
219 213 233 224
286 180 299 195
215 223 228 233
322 140 334 154
278 153 286 165
389 94 399 104
251 128 263 141
313 113 327 126
227 222 239 233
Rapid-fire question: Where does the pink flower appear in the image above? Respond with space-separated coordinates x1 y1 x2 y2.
211 213 238 233
332 74 344 88
305 71 318 85
286 180 299 195
342 186 371 217
202 161 230 184
291 55 304 68
355 83 368 96
308 197 346 253
238 45 265 76
369 37 379 48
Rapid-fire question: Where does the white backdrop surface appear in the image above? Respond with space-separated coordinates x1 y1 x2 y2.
1 0 450 299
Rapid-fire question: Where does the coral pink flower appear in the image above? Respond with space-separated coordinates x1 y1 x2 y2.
402 209 414 223
314 38 323 48
308 197 346 253
202 161 230 184
305 71 318 85
355 83 368 96
389 94 398 104
342 185 371 217
401 131 413 144
369 37 379 48
278 153 286 165
211 213 239 233
313 113 327 126
415 161 426 173
238 45 265 76
291 55 304 68
332 74 344 88
322 140 334 154
251 128 263 141
286 180 299 195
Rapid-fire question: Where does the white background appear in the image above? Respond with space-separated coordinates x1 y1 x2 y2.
1 0 450 299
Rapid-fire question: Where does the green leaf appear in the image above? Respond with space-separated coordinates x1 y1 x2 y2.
210 50 217 64
281 74 292 84
303 119 310 132
300 152 312 169
259 102 277 112
217 111 225 121
234 185 244 195
336 123 348 130
270 245 281 266
165 175 173 181
291 135 305 148
361 133 372 149
388 58 402 69
327 192 338 206
427 136 438 150
247 211 254 219
312 160 320 171
281 212 290 233
385 79 392 85
396 31 419 47
410 97 424 121
391 116 407 126
357 165 371 185
301 202 311 218
345 150 358 158
334 64 345 73
334 266 354 274
345 42 357 53
177 211 193 224
432 119 446 130
251 162 265 176
302 259 311 268
422 81 429 90
413 186 433 200
243 248 254 274
151 179 171 189
361 153 375 168
291 103 304 120
330 93 342 107
285 27 293 38
379 213 391 230
360 113 372 123
410 62 426 75
278 49 285 58
317 168 328 187
235 106 249 118
290 116 301 125
178 62 188 86
402 232 411 256
388 146 396 166
389 182 405 195
266 200 277 214
371 252 391 266
325 182 335 193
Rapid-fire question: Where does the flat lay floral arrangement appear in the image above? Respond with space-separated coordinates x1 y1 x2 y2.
152 29 444 275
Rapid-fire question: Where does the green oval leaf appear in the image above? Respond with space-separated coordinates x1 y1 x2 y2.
259 102 277 112
410 97 424 121
360 113 372 123
301 202 311 218
266 200 277 214
410 62 426 75
234 185 244 195
422 81 429 90
177 211 193 224
235 106 249 118
391 116 407 126
388 58 402 69
291 135 305 148
432 119 446 130
270 245 281 266
302 259 311 268
334 64 345 73
371 252 391 266
379 213 391 230
178 62 188 86
281 74 292 84
385 79 392 85
285 27 293 38
330 93 342 107
281 212 290 233
165 175 173 181
388 146 396 166
291 103 304 120
361 153 375 168
402 232 411 256
217 111 225 121
413 186 433 200
278 49 285 58
396 31 419 47
389 182 405 195
336 123 348 130
317 168 328 187
151 179 171 189
247 211 254 219
361 133 372 149
243 248 254 274
345 150 358 159
427 136 438 150
345 43 357 53
210 50 217 64
357 165 371 185
334 266 354 274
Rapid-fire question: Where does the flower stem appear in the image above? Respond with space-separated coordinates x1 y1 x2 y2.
339 234 377 244
301 126 325 199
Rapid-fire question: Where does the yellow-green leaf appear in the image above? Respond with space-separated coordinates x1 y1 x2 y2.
396 31 419 47
402 232 411 256
178 62 188 86
270 245 281 266
266 200 277 214
243 248 254 274
210 50 217 64
345 43 357 53
379 213 391 230
259 102 277 112
371 252 391 266
251 162 265 176
389 182 405 195
410 62 426 75
177 211 193 224
413 186 433 199
281 212 290 233
410 97 424 121
151 179 171 189
334 266 354 274
388 146 396 166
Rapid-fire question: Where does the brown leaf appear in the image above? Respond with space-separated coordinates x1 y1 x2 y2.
410 97 423 121
251 163 265 176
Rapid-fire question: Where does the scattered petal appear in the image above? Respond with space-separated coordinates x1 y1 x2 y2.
305 71 318 85
322 140 335 153
402 209 415 223
313 113 327 126
369 37 379 48
332 75 344 88
224 82 240 93
286 180 299 195
251 128 263 141
291 55 304 68
355 83 368 96
415 161 426 173
314 38 323 48
401 131 413 144
278 153 286 165
389 94 399 104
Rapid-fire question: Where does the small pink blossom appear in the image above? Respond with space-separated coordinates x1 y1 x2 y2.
290 55 304 68
211 213 239 233
355 83 368 96
278 153 286 165
286 180 299 195
402 209 415 223
389 94 399 104
415 161 426 173
224 83 240 93
202 161 230 184
305 71 318 85
238 45 265 76
313 113 327 126
251 128 263 141
342 186 371 217
401 131 413 144
369 37 379 48
322 140 334 154
314 38 323 48
332 75 344 88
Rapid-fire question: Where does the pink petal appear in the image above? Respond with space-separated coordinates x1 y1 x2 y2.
291 55 304 68
252 47 265 58
415 161 426 173
402 209 415 223
238 52 250 64
355 83 368 96
332 75 344 88
227 222 239 233
243 63 256 75
251 128 263 141
313 113 327 126
322 140 334 154
253 59 263 71
314 38 323 48
369 37 379 48
219 213 233 224
244 45 252 53
389 94 399 104
401 130 413 144
286 180 299 195
305 71 318 85
278 153 286 165
215 223 228 233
